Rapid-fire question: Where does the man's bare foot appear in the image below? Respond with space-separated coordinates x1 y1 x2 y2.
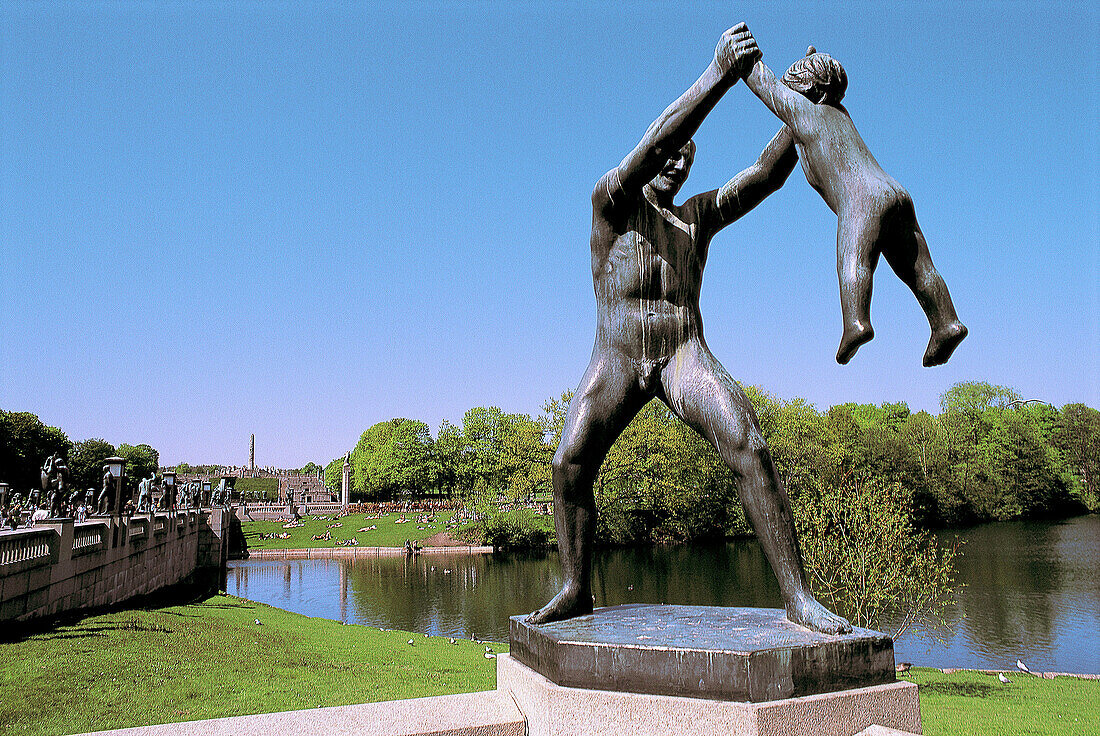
923 322 967 367
787 592 852 634
836 323 874 365
526 584 593 625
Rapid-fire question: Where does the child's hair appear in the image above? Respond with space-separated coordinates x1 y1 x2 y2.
782 52 847 104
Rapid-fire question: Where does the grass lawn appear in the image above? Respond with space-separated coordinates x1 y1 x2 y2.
242 511 469 550
2 596 1096 736
908 667 1099 736
0 594 505 736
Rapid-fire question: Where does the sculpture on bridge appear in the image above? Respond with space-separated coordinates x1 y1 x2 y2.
41 453 70 518
136 473 157 513
96 467 113 515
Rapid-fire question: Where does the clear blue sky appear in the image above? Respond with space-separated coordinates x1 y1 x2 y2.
2 2 1097 468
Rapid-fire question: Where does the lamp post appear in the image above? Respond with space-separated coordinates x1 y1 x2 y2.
163 471 176 510
104 457 126 517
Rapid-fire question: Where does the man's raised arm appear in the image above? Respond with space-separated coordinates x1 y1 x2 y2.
595 23 760 212
713 126 798 227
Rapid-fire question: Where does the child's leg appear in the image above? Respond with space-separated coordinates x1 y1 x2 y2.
835 213 880 364
880 208 967 366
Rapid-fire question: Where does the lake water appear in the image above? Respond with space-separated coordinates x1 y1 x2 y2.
227 514 1100 674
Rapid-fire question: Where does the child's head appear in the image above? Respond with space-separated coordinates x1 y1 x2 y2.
782 51 847 104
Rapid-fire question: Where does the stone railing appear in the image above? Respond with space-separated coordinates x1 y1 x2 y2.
0 509 232 623
0 528 54 568
72 522 109 558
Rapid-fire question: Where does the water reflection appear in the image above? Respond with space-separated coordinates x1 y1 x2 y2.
227 515 1100 673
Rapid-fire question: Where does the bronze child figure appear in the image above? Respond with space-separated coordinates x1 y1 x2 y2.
744 43 967 366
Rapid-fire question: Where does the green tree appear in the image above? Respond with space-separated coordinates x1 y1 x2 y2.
794 476 961 639
0 410 72 491
1054 403 1100 511
117 443 160 497
69 438 117 492
298 462 323 475
351 419 435 501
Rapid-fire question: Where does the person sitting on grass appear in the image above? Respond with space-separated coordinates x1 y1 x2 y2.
742 41 967 366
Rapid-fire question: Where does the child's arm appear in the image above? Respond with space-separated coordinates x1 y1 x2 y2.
743 55 818 137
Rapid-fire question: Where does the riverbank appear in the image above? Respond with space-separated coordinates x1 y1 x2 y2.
0 593 504 736
1 593 1097 736
241 511 479 550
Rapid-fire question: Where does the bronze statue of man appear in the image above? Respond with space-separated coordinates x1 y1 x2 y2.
528 23 850 634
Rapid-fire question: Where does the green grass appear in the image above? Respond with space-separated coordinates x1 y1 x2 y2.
242 511 469 549
908 667 1099 736
2 598 1096 736
0 594 505 736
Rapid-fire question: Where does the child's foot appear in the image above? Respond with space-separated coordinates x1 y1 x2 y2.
923 322 968 366
836 323 874 365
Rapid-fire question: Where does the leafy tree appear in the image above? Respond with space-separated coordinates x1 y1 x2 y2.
298 462 323 475
0 410 72 491
118 443 160 497
69 438 117 492
351 419 435 501
324 456 345 495
794 476 961 639
1054 403 1100 511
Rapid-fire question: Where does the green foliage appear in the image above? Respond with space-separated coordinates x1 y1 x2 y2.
234 477 279 500
68 438 117 492
0 410 71 491
351 419 437 501
118 443 160 496
793 476 961 639
298 461 322 475
481 508 554 550
1053 403 1100 511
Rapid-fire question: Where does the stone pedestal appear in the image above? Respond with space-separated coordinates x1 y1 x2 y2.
503 605 920 735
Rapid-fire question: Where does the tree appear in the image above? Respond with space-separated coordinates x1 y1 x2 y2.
351 419 435 500
1054 403 1100 511
0 410 72 491
299 462 323 475
69 438 117 492
794 476 961 640
118 443 160 497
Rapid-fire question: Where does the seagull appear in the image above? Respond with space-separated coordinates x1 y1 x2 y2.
449 638 456 645
998 673 1011 684
896 662 912 675
484 653 496 659
1016 659 1034 675
407 639 415 646
254 619 262 625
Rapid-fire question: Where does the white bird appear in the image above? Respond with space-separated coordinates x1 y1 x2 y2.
424 633 430 637
1016 659 1034 675
449 638 457 644
485 646 493 652
998 673 1011 684
407 639 415 646
484 653 496 659
254 619 262 625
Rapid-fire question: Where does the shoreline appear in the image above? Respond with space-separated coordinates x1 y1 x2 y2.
243 545 494 559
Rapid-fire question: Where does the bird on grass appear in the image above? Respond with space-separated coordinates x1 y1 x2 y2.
407 639 415 646
1016 659 1034 675
449 638 457 645
254 619 262 625
998 673 1011 684
484 653 496 660
895 662 912 676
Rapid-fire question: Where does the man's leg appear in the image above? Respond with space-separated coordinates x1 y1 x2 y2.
661 342 851 634
527 350 646 624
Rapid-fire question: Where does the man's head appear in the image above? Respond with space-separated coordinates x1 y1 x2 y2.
782 52 847 104
649 140 696 197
